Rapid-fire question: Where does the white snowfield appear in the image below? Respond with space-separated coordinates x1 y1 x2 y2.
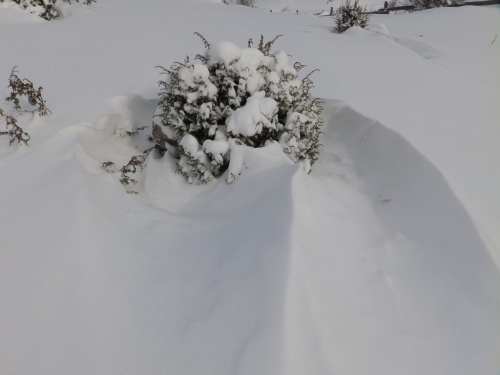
1 1 499 374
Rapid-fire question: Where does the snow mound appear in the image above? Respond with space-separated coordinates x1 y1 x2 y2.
287 100 500 374
3 93 499 375
143 140 296 214
365 23 443 59
366 23 394 40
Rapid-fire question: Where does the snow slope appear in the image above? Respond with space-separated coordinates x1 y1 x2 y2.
1 1 499 374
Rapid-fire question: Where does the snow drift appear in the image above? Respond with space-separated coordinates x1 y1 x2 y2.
1 1 499 374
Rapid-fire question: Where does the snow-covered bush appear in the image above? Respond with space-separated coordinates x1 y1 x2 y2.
333 0 370 33
236 0 255 6
0 0 59 20
0 115 31 145
402 0 444 9
0 67 51 146
0 0 95 21
220 0 255 5
153 34 323 184
6 66 51 116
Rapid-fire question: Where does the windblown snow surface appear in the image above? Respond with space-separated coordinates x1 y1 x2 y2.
1 1 499 374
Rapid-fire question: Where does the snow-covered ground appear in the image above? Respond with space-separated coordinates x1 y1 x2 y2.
1 1 499 374
238 0 386 13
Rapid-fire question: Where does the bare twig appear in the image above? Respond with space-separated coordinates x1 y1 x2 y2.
0 116 30 145
194 32 210 49
6 67 52 116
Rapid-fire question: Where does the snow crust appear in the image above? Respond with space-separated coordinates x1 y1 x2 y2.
1 1 499 375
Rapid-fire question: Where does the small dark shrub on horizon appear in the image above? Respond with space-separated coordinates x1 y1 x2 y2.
333 0 370 33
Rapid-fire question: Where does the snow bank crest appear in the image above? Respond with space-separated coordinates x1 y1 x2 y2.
366 23 442 59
